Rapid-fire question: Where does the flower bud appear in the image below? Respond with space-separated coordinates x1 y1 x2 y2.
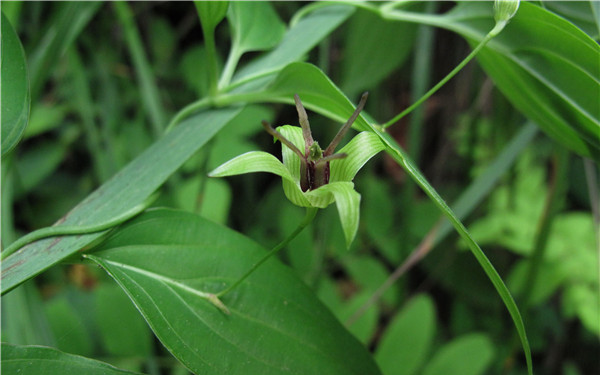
494 0 520 23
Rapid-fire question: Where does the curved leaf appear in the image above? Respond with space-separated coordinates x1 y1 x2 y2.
330 131 385 183
0 343 142 375
306 182 360 247
85 208 382 375
1 11 30 156
208 151 296 183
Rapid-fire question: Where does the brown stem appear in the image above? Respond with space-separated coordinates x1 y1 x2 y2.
324 92 369 156
261 120 305 160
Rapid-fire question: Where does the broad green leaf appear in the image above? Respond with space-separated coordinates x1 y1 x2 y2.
230 4 354 89
86 208 382 375
375 295 436 375
1 107 241 295
28 2 101 99
1 11 30 156
228 1 286 54
0 343 142 375
341 6 420 97
422 333 494 375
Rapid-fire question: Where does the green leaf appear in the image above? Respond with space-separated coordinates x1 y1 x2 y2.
228 1 286 54
44 294 93 357
443 2 600 159
307 182 360 247
1 11 30 156
330 131 385 183
259 62 373 131
0 343 142 375
341 6 420 97
195 1 228 32
208 150 297 183
230 4 354 89
422 333 494 375
375 295 436 375
85 208 382 375
1 107 241 295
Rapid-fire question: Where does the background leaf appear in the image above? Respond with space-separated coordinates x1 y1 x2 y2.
421 333 494 375
0 343 142 375
1 108 241 295
86 208 382 375
375 295 436 375
1 11 30 156
230 4 354 89
440 2 600 159
228 1 286 54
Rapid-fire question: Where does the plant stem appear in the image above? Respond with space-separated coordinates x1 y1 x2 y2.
1 194 157 261
381 22 504 130
217 207 318 297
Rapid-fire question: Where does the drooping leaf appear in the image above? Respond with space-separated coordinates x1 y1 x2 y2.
85 208 382 375
1 11 30 156
0 343 142 375
1 107 241 295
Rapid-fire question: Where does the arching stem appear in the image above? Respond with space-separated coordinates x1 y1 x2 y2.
217 207 318 298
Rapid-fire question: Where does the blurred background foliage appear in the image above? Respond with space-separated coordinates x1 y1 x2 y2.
1 2 598 375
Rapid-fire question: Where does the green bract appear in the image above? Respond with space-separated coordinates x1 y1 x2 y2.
209 100 385 247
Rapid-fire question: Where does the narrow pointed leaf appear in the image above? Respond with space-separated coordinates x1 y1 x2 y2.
85 209 382 375
330 131 385 183
0 343 142 375
307 182 360 247
1 107 241 295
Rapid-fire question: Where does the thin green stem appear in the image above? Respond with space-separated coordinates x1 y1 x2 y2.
218 46 242 90
382 22 504 129
1 194 157 261
217 207 318 297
